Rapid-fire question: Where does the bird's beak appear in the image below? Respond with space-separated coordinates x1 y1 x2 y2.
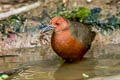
41 25 54 33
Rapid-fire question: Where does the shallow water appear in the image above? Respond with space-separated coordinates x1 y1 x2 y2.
0 44 120 80
9 58 120 80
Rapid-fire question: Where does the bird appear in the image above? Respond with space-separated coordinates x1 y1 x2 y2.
50 17 96 61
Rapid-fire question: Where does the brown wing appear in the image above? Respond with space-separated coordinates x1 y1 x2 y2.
68 21 96 47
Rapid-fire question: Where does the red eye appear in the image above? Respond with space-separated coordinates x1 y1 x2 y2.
55 22 60 25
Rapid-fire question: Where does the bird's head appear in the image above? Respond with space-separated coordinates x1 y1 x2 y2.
50 17 69 32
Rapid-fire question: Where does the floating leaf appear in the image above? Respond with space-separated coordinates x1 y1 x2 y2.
82 73 89 78
1 74 9 79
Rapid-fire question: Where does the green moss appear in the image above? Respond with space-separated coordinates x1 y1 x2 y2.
0 15 27 34
51 7 91 22
75 7 91 22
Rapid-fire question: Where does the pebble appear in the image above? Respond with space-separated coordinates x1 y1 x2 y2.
0 7 2 12
3 5 11 9
87 0 92 3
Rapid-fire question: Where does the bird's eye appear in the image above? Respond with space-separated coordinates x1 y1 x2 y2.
55 22 60 25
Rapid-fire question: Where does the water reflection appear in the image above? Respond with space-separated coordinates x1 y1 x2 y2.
54 58 97 80
9 58 97 80
7 57 120 80
10 58 62 80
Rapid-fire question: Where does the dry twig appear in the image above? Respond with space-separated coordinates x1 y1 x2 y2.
0 1 41 20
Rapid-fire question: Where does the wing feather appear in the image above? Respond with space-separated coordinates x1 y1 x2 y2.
68 21 96 47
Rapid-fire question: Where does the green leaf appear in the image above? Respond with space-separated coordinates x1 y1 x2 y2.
82 73 89 78
1 74 9 79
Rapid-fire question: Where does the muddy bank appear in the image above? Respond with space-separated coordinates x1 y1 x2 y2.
87 29 120 58
0 0 120 52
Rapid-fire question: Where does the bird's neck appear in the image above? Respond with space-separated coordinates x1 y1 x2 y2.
54 28 69 34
